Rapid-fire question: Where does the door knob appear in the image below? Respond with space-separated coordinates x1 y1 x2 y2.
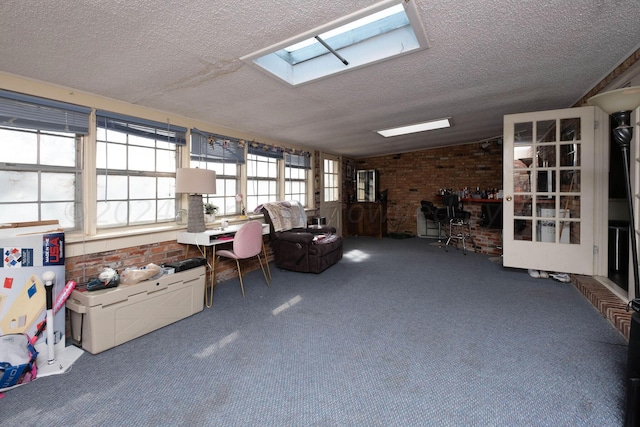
506 196 513 201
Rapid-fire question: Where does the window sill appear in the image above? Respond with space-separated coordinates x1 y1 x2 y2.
65 214 268 257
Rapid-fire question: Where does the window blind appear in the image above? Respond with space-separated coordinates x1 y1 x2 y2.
285 152 311 169
0 89 91 134
96 110 187 145
248 143 284 160
191 129 245 164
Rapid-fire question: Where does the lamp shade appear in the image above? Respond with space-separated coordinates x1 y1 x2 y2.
175 168 216 195
587 86 640 114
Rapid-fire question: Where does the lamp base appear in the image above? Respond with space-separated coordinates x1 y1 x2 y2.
187 194 206 233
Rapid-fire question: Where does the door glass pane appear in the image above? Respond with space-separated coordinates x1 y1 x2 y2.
537 145 556 167
560 195 580 219
514 122 533 144
514 154 533 170
537 120 556 142
560 221 580 245
560 118 581 141
514 167 532 192
536 219 552 242
535 196 556 216
560 143 580 167
514 219 532 241
514 194 532 216
561 170 580 192
536 170 556 193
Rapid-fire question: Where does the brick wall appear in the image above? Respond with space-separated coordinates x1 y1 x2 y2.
345 141 504 254
66 237 273 288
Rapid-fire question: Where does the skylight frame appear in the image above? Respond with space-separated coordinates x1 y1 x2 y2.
240 0 430 86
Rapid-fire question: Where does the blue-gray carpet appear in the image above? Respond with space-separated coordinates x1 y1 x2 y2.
1 237 628 426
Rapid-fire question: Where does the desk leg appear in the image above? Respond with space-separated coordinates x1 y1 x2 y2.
262 240 272 281
205 246 216 308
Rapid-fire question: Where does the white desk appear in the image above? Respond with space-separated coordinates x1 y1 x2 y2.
176 223 271 307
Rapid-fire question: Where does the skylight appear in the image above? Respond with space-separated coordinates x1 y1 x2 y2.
240 0 429 86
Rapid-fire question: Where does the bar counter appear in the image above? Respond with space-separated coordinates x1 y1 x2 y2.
458 198 503 256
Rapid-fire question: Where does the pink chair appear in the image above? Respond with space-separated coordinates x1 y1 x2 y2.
216 220 270 297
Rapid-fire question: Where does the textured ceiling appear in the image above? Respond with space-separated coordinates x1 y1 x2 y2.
1 0 639 158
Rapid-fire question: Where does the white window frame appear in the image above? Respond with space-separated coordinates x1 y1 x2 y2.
0 126 82 229
95 114 184 229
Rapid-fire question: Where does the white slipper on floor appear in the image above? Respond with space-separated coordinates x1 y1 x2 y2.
528 269 540 278
539 270 549 279
550 273 570 283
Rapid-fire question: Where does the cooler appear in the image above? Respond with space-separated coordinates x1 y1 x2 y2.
67 266 205 354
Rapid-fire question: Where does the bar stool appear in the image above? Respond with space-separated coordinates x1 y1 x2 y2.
443 194 476 254
420 200 447 241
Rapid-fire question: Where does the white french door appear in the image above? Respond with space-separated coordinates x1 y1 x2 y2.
320 154 342 235
502 106 602 275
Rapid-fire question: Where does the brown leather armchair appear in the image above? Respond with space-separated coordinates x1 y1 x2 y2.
260 201 342 273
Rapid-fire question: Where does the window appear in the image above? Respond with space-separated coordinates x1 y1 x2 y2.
0 127 81 228
190 130 244 215
241 0 429 86
324 158 340 202
285 152 311 206
0 90 89 230
96 111 186 228
247 144 282 211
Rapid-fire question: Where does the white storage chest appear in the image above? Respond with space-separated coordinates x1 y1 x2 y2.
67 266 205 354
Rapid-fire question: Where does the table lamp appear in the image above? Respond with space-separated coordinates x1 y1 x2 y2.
176 168 216 233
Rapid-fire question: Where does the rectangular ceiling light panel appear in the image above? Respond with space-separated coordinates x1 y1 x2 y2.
241 0 429 86
377 118 451 137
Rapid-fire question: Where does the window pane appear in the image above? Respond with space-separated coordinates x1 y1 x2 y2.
128 146 155 171
0 171 38 202
129 134 155 147
41 134 75 167
0 128 37 163
157 149 176 172
158 177 175 198
0 202 38 223
97 201 128 227
158 199 175 221
130 200 156 224
97 175 128 200
97 142 127 169
44 202 75 228
41 172 75 201
130 176 156 199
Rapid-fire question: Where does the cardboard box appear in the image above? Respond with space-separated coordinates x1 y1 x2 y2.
0 221 67 354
